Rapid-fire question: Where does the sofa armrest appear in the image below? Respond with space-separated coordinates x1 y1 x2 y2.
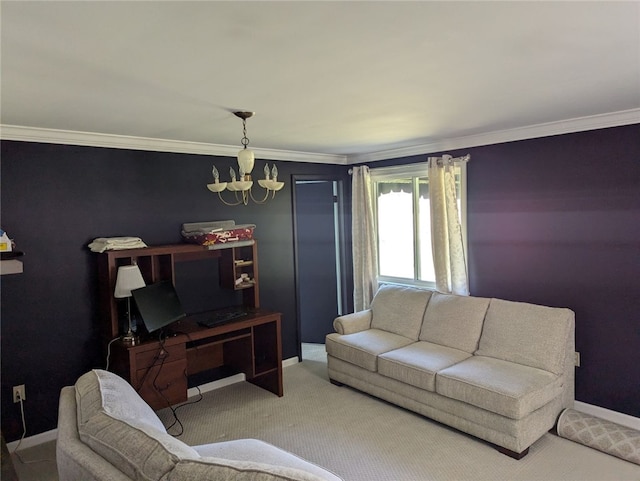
333 310 372 335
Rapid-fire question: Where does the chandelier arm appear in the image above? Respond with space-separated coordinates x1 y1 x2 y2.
249 187 271 204
217 191 244 207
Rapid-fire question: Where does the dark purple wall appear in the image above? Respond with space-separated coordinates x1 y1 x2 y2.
371 124 640 417
466 125 640 417
1 123 638 441
0 141 347 440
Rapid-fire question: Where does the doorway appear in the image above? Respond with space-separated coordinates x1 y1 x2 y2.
293 176 349 360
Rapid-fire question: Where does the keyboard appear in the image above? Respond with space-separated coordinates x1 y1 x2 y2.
197 310 248 328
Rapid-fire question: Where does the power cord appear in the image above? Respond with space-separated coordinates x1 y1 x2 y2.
11 393 55 465
105 336 120 370
152 331 204 437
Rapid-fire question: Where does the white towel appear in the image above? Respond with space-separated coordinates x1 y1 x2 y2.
88 237 147 253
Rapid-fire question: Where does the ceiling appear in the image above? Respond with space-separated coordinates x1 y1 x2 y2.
1 1 639 163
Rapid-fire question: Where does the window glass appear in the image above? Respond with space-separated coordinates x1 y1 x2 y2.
377 180 414 278
371 163 465 288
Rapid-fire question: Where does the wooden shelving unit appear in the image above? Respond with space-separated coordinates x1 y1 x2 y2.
96 239 282 409
97 241 260 342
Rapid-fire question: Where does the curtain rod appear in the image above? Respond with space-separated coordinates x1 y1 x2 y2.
348 154 470 174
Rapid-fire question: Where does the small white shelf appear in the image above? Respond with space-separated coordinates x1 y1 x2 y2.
0 259 23 275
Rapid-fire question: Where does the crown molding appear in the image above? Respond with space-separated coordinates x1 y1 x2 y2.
348 108 640 164
2 108 638 166
0 125 348 165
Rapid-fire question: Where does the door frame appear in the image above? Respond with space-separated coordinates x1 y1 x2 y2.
291 174 351 361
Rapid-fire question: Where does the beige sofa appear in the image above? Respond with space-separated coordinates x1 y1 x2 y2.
57 369 342 481
326 284 575 459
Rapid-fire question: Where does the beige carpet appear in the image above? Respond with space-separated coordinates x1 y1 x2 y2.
12 344 640 481
155 344 639 481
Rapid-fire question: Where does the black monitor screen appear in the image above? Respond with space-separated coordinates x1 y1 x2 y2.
132 280 186 333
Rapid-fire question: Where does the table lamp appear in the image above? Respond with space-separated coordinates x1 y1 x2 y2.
114 264 146 345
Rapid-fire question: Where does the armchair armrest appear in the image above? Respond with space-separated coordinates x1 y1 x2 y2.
333 310 372 335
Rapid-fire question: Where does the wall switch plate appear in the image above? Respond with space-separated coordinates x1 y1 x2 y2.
575 352 581 367
13 384 26 403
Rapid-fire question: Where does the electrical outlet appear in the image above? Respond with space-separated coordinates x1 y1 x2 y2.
575 352 581 367
13 384 26 403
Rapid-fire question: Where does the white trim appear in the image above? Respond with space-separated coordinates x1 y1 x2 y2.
186 355 299 398
0 125 348 165
2 109 638 165
186 373 247 398
282 355 300 368
574 401 640 431
348 108 640 163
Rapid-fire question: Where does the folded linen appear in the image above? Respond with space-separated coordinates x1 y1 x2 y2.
88 237 147 253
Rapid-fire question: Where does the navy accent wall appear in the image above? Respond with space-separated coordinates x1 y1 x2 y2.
0 141 348 440
466 125 640 417
361 124 640 418
1 123 638 440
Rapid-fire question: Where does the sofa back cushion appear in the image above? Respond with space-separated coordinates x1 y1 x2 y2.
475 298 574 375
419 292 490 353
75 369 198 480
370 284 433 340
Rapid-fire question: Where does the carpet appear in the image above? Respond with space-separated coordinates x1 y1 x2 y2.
157 345 640 481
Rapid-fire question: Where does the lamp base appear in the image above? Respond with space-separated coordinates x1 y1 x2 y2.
122 330 138 346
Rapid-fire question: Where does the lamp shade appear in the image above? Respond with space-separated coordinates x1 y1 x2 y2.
114 264 146 298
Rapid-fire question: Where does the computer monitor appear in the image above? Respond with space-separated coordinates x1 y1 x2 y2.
131 280 186 333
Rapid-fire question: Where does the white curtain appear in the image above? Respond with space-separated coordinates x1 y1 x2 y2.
351 166 378 311
428 155 469 295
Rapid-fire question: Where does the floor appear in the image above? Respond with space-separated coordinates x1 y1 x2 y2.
9 344 325 481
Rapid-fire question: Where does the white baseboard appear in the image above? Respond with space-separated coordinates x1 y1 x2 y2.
282 355 300 368
187 373 247 397
574 401 640 430
188 355 298 397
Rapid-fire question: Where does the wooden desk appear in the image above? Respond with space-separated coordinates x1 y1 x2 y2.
110 309 282 410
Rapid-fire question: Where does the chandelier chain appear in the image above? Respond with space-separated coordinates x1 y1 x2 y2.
241 119 250 148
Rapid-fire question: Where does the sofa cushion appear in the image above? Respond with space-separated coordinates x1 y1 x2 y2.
378 341 471 391
475 298 574 375
419 292 490 353
326 329 414 372
370 284 432 340
436 356 565 419
75 369 198 480
193 439 342 481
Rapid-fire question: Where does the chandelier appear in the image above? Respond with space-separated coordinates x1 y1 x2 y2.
207 111 284 206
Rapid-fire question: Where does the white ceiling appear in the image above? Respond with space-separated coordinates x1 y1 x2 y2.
1 1 639 163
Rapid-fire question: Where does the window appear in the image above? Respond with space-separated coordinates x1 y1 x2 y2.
370 162 466 288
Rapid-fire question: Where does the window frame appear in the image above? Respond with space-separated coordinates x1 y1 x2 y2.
370 161 467 289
